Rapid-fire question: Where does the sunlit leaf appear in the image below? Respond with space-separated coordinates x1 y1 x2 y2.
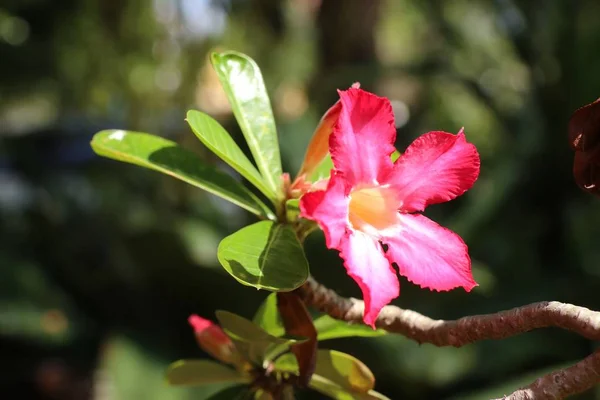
309 375 390 400
253 294 385 341
217 221 309 291
314 349 375 393
215 310 305 364
308 154 334 182
216 310 282 343
253 293 285 337
166 360 248 386
186 110 276 202
313 315 386 341
274 351 387 400
91 130 274 219
211 51 283 200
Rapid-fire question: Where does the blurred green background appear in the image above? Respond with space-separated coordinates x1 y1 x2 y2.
2 0 600 399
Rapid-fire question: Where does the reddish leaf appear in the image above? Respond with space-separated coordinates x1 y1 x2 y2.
276 292 317 386
569 98 600 151
569 98 600 195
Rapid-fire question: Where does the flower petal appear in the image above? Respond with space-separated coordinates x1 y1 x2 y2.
386 130 480 212
330 88 396 185
299 173 350 249
338 231 399 327
383 213 477 292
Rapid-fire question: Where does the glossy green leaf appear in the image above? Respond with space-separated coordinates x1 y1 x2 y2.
217 221 309 291
253 293 285 337
253 294 385 341
91 130 274 219
309 375 390 400
215 310 305 364
272 353 298 374
273 352 388 400
166 360 248 386
278 350 374 392
216 310 283 343
186 110 276 202
314 349 375 393
313 315 387 341
211 51 283 199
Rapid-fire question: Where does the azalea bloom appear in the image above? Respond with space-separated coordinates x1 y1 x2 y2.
299 88 480 327
188 314 238 365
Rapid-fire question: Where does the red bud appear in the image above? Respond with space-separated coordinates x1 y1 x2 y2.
188 315 237 365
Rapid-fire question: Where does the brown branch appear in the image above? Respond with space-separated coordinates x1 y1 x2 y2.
295 277 600 399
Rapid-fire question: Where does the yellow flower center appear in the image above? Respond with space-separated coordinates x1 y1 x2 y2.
348 186 399 232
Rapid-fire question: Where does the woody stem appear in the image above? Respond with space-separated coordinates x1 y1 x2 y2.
294 276 600 400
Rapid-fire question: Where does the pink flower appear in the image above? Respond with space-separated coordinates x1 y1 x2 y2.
188 315 237 365
299 88 480 327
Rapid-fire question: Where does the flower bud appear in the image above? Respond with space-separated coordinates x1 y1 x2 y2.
296 100 342 179
188 315 237 365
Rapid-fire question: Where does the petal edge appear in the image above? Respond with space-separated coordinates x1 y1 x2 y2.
383 213 477 292
338 231 400 327
386 130 480 212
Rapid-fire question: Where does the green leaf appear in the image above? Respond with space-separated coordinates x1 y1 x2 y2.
273 352 388 400
166 360 248 386
307 150 400 184
309 375 390 400
313 349 375 393
276 350 375 393
285 199 300 223
186 110 276 202
308 154 334 182
217 221 309 291
211 51 283 199
272 353 298 374
253 389 273 400
215 310 305 365
253 293 285 337
91 130 274 219
216 310 282 343
253 294 385 341
313 315 387 341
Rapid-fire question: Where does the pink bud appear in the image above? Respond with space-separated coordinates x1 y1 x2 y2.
188 315 237 365
296 100 342 180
